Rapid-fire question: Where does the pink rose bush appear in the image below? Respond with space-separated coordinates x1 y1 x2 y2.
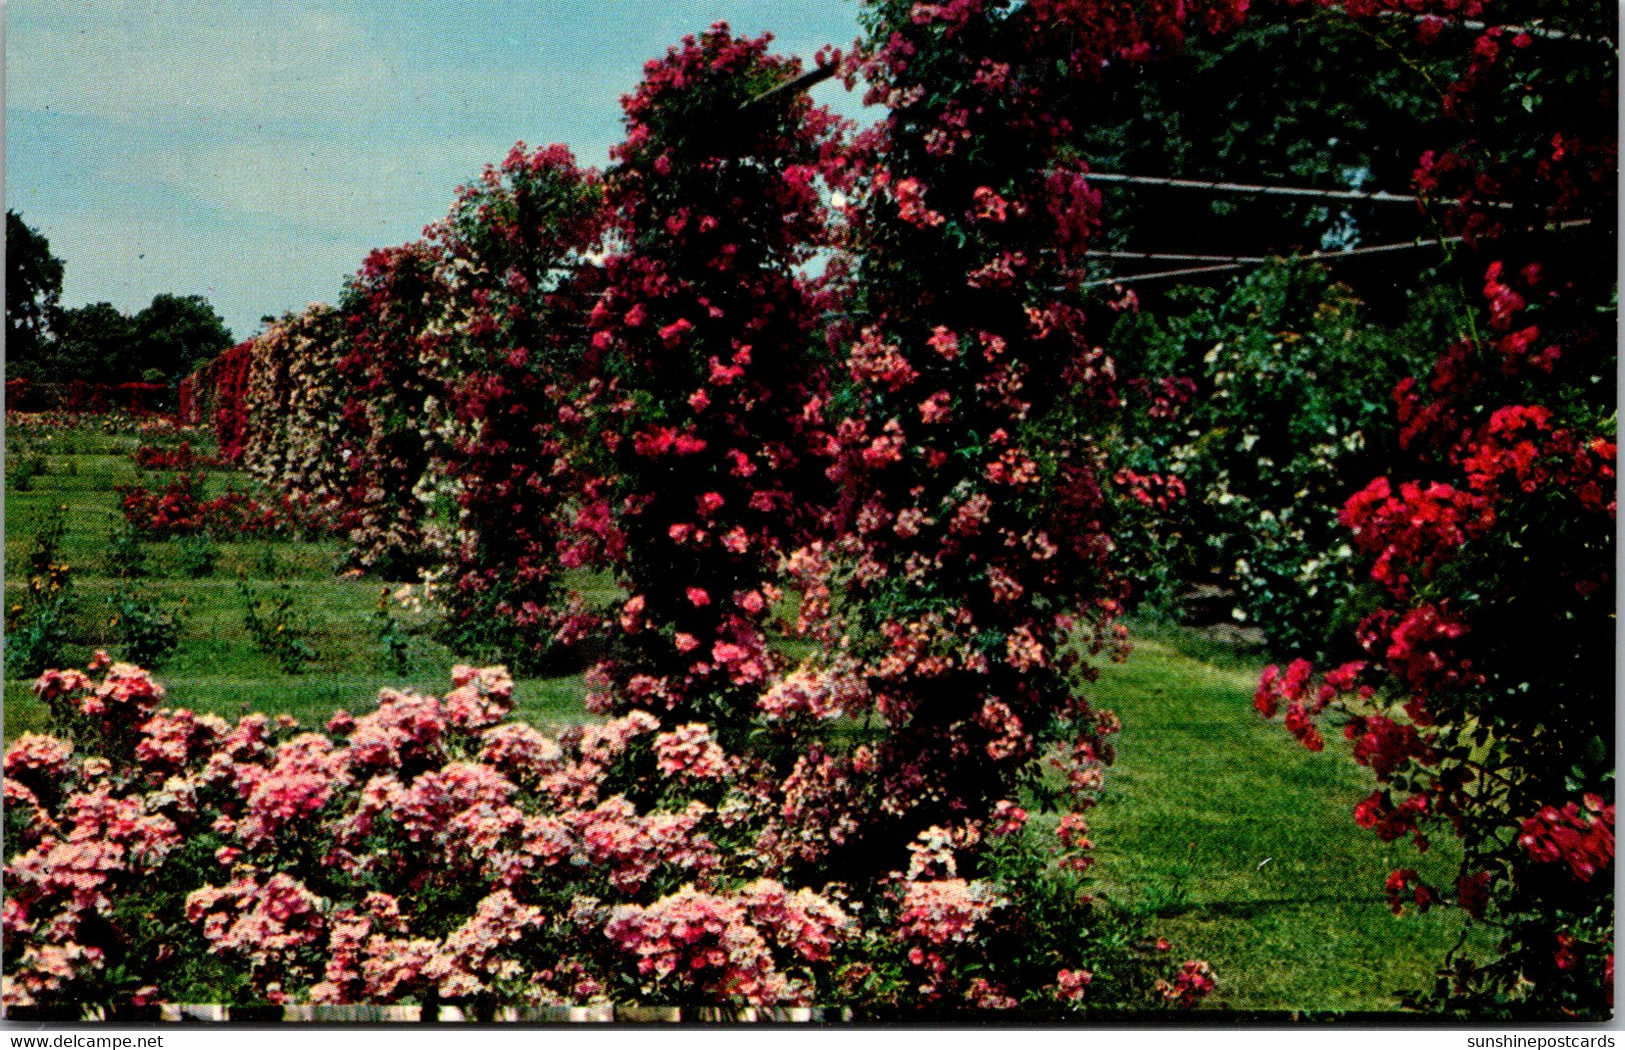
416 143 613 671
582 26 847 735
5 657 1205 1017
760 0 1246 884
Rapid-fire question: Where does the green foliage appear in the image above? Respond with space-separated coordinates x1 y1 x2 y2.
104 520 150 579
22 292 233 386
372 587 414 676
173 533 219 579
27 503 70 578
7 510 76 679
1070 4 1457 311
51 302 138 383
974 827 1173 1013
5 210 64 377
235 574 316 674
5 567 76 680
106 586 187 668
1109 260 1444 656
253 543 284 579
1132 846 1197 920
132 293 234 383
823 819 1187 1018
8 452 45 492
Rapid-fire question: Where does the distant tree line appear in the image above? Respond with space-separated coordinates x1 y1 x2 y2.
6 210 233 388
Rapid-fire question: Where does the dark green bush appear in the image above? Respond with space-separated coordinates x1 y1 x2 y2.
1108 260 1447 657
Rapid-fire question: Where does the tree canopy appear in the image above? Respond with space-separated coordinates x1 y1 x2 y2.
3 213 233 386
5 210 65 379
130 293 235 382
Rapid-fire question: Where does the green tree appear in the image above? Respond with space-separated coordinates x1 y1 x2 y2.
5 210 65 382
51 302 137 382
46 294 233 385
1074 7 1446 269
131 293 233 382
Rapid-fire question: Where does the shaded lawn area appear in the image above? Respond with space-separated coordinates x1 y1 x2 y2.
1084 631 1482 1014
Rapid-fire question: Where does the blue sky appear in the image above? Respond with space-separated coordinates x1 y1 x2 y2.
6 1 867 340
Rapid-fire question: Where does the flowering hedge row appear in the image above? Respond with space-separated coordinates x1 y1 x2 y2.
6 379 170 415
415 144 611 672
184 341 255 462
52 5 1261 1014
184 151 612 669
132 441 224 472
5 410 198 438
583 29 846 734
115 473 318 541
771 0 1246 880
239 305 350 525
152 0 1614 1016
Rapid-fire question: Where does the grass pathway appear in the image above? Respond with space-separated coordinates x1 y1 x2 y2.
1086 632 1479 1013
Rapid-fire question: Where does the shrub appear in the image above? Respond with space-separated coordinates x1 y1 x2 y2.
205 341 255 463
584 26 845 735
421 143 612 674
9 452 45 492
132 441 218 471
104 521 149 579
371 588 415 676
7 508 77 680
26 503 68 577
252 543 284 580
331 243 449 579
117 473 300 540
236 576 316 675
1107 260 1440 656
4 562 76 681
765 0 1246 885
173 534 219 579
238 307 353 543
2 658 1202 1017
105 587 187 668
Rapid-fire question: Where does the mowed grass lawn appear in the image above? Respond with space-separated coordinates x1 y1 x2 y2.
3 426 603 736
3 421 1477 1014
1082 631 1479 1013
